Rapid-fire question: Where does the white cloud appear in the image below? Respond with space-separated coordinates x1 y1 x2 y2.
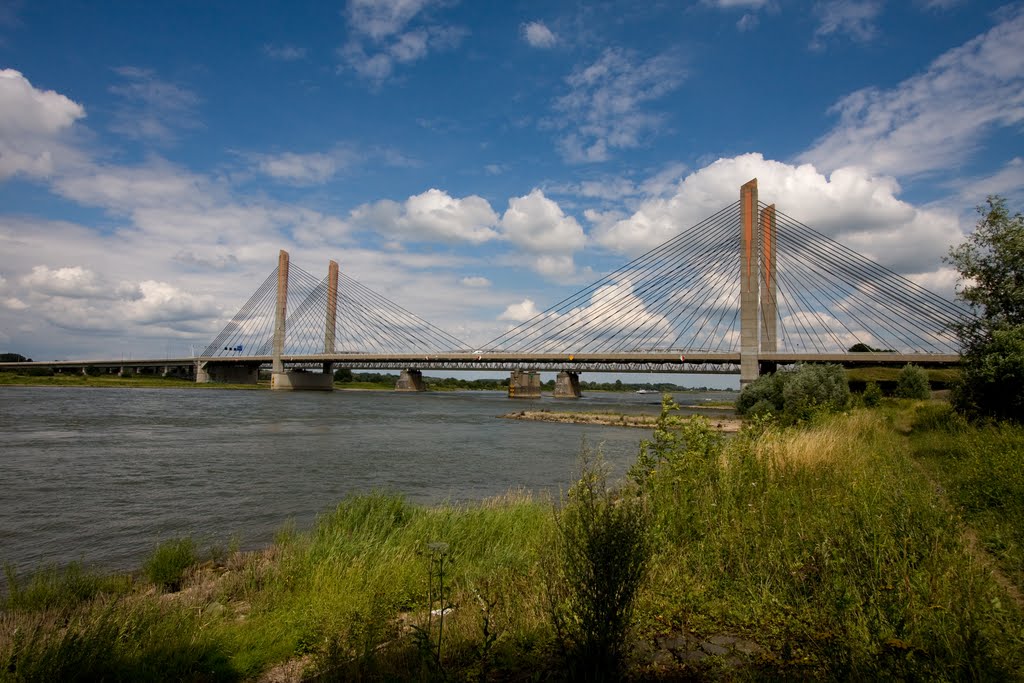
591 153 964 278
500 189 585 253
346 0 434 40
341 0 465 84
0 69 86 179
522 20 557 48
460 276 491 288
264 44 308 61
21 265 141 300
499 298 540 322
352 188 499 244
52 162 210 213
108 66 201 143
253 149 353 184
953 157 1024 204
810 0 883 50
553 48 684 163
802 8 1024 176
737 13 760 31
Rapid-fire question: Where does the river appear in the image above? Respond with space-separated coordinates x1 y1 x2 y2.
0 386 735 574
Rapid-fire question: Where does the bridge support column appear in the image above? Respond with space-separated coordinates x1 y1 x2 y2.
396 369 426 392
508 369 541 399
196 361 259 384
271 370 333 391
323 260 339 378
740 178 760 388
553 370 581 398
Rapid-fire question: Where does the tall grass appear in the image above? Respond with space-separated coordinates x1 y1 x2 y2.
910 402 1024 590
635 407 1024 678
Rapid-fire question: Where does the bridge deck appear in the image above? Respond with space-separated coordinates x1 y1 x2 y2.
1 351 961 375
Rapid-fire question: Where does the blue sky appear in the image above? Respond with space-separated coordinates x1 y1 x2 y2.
1 0 1022 373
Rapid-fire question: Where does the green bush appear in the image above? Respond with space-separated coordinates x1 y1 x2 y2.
85 366 102 377
143 538 197 591
548 449 651 681
862 381 883 407
737 364 850 423
953 325 1024 423
895 364 930 399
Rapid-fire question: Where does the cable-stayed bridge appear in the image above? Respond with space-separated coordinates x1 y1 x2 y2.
1 180 969 396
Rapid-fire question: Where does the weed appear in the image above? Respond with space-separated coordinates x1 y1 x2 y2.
143 537 197 592
547 447 651 681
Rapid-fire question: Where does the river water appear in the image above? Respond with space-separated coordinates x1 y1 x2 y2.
0 386 734 574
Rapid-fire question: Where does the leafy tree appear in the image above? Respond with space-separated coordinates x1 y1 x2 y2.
946 196 1024 422
1 353 31 362
333 367 353 382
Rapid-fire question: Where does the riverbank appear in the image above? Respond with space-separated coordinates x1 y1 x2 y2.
501 409 743 432
3 400 1022 680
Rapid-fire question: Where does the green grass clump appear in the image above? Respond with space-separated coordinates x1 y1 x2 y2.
143 538 197 591
2 563 132 613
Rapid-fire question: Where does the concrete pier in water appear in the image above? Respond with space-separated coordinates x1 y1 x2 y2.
553 370 581 398
508 369 541 398
395 369 426 391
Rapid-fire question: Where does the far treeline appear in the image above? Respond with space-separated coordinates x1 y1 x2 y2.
331 368 718 393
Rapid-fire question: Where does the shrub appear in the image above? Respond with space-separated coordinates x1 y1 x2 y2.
143 538 197 591
738 364 850 424
548 449 651 681
895 364 930 399
84 366 102 376
953 325 1024 423
862 380 883 407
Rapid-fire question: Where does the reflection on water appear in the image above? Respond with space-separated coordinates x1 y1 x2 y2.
0 386 734 572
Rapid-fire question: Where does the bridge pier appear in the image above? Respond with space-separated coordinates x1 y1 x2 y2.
271 370 333 391
508 369 541 399
396 368 426 391
196 362 259 384
553 370 581 398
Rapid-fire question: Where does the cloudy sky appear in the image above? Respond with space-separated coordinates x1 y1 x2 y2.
1 0 1022 364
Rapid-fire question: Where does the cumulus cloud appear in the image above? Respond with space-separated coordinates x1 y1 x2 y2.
500 189 585 253
21 265 141 300
351 188 499 244
499 298 540 322
108 66 201 143
522 20 557 48
591 153 964 278
0 69 85 179
553 47 684 163
810 0 883 50
802 8 1024 177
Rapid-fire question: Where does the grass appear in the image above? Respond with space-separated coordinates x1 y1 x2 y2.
907 403 1024 591
2 402 1023 680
